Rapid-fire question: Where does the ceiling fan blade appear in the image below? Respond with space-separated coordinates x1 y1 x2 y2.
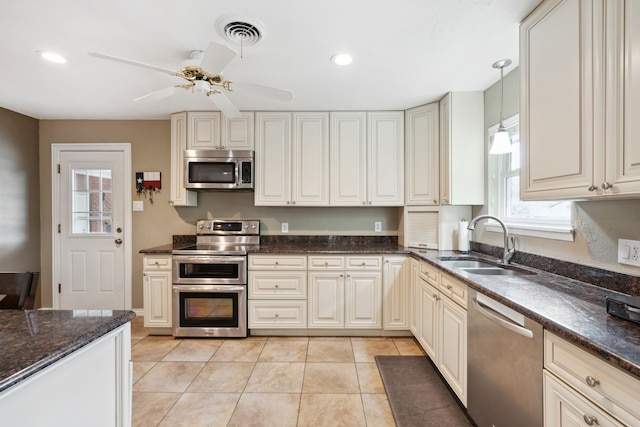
134 86 178 102
230 82 294 102
88 52 179 75
208 91 241 118
199 41 238 74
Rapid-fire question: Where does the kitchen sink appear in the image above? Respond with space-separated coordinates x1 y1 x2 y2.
437 256 536 276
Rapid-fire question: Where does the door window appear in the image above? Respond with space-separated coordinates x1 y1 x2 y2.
72 169 113 234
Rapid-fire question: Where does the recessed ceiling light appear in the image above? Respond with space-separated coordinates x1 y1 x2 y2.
36 50 70 64
331 53 353 66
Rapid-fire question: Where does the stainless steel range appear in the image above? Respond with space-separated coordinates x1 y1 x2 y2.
172 219 259 338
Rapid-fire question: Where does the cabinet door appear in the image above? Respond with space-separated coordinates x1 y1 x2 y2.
187 112 221 149
604 1 640 196
544 372 625 427
409 258 420 336
330 112 367 206
368 112 404 206
292 113 329 205
439 296 467 406
255 112 292 205
345 271 381 329
221 112 254 150
520 0 597 199
418 278 439 362
405 103 439 205
383 256 408 330
143 270 172 328
308 272 344 328
169 112 197 206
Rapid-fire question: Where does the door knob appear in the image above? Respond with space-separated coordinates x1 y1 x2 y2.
115 238 123 244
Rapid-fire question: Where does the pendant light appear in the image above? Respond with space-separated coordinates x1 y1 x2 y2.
490 59 512 154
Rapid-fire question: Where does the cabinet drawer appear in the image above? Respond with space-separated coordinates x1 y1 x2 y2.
545 332 640 427
248 255 307 270
439 272 467 309
308 256 345 270
420 262 439 286
143 255 172 271
248 271 307 299
248 300 307 328
346 256 382 270
544 371 625 427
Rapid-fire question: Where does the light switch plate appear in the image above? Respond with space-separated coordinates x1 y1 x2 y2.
618 239 640 267
133 201 144 211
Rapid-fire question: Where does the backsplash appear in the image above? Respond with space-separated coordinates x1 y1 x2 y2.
472 242 640 296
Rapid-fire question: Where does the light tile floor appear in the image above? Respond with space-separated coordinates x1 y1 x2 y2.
130 318 426 427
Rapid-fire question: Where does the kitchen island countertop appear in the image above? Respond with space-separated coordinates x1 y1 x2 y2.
0 309 136 392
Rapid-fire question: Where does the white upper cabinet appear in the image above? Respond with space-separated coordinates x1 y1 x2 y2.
255 112 329 206
439 92 484 205
405 103 439 205
368 112 405 206
221 112 254 150
330 112 368 206
520 0 640 199
292 112 330 206
186 111 221 149
169 112 197 206
330 111 404 206
255 112 292 205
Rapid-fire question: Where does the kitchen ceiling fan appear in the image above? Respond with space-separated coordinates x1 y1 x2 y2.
88 41 294 118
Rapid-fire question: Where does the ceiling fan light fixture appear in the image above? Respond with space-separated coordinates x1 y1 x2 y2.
194 80 211 94
36 50 69 64
331 53 353 66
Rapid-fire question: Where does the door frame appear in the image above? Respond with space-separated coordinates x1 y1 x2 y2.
51 143 132 309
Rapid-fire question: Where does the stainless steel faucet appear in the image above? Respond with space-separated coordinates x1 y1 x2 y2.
467 215 515 264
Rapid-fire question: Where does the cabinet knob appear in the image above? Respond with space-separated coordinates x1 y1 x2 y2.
275 284 279 288
582 415 599 426
274 262 279 266
432 293 439 299
585 376 600 387
169 200 174 205
587 185 597 192
446 285 453 290
275 313 279 318
325 262 329 267
362 201 366 205
361 262 366 266
601 182 612 190
292 201 296 205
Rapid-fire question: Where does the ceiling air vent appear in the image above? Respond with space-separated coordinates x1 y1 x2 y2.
216 16 267 46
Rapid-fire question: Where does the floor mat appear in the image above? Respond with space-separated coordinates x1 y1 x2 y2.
375 355 474 427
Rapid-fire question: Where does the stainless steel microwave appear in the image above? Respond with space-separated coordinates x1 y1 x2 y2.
184 150 254 190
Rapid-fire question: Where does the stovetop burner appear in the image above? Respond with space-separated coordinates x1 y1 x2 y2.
172 219 260 256
173 243 258 256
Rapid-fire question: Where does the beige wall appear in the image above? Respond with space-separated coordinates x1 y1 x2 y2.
0 108 40 272
38 119 398 308
479 67 640 274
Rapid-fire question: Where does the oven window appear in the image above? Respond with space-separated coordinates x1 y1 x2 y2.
178 263 239 280
180 292 238 327
189 162 236 184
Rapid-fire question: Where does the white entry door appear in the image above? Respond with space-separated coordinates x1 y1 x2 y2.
53 144 131 310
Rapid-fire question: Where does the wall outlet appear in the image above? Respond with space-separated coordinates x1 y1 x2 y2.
281 222 289 233
618 239 640 267
374 221 382 232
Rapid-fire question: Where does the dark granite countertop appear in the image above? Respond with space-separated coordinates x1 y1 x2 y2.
411 249 640 380
0 309 136 393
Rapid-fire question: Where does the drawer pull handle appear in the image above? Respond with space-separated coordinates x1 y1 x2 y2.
275 262 279 265
446 285 453 290
361 262 366 266
583 415 599 426
585 376 600 387
275 314 279 318
275 284 279 288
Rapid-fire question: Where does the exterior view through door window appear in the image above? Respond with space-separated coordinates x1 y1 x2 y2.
72 169 113 234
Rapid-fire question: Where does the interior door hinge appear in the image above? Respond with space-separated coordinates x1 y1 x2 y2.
58 283 61 293
58 224 61 233
57 164 60 174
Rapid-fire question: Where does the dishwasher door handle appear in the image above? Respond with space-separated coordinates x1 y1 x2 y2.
473 297 534 339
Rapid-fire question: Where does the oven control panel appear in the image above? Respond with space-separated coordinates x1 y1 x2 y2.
196 219 260 235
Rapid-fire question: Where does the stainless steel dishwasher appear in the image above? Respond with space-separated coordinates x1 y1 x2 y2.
468 289 543 427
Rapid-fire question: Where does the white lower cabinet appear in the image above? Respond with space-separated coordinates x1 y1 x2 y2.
248 255 308 329
142 254 172 330
544 331 640 427
308 256 382 329
383 256 409 330
413 261 467 406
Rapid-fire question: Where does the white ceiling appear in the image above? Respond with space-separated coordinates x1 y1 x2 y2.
1 0 542 120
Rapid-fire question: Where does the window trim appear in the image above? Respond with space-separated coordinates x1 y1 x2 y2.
488 114 575 242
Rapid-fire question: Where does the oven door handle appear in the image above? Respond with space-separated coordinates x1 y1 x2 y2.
173 284 246 292
173 256 247 263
